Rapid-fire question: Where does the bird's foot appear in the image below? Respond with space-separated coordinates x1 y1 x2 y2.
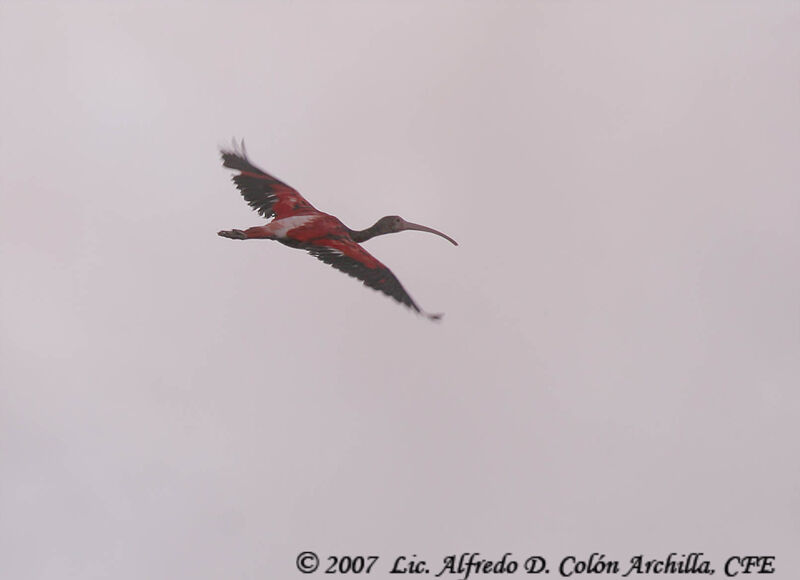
218 229 248 240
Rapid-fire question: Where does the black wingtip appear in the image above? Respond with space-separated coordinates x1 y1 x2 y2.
220 137 241 156
220 138 253 172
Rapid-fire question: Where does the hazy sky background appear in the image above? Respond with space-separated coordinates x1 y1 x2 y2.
1 2 799 578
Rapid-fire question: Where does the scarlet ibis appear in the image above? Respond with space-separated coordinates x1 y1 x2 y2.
217 141 457 320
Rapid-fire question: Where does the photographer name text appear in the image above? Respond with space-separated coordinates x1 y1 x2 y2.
296 551 775 578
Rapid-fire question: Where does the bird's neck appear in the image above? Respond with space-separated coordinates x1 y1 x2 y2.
347 224 380 243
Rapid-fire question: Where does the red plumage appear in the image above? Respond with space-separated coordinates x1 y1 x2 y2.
218 141 457 320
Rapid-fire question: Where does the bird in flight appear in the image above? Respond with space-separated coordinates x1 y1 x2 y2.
217 141 457 320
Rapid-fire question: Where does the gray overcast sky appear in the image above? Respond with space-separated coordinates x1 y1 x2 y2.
1 2 798 578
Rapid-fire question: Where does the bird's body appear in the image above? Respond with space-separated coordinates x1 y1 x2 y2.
217 142 457 320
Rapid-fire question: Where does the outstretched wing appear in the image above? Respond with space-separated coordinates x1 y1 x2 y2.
289 236 441 320
220 140 317 219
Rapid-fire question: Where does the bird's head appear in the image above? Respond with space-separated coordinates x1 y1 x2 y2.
374 215 458 245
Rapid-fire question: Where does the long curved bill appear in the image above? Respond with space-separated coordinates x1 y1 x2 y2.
400 220 458 246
